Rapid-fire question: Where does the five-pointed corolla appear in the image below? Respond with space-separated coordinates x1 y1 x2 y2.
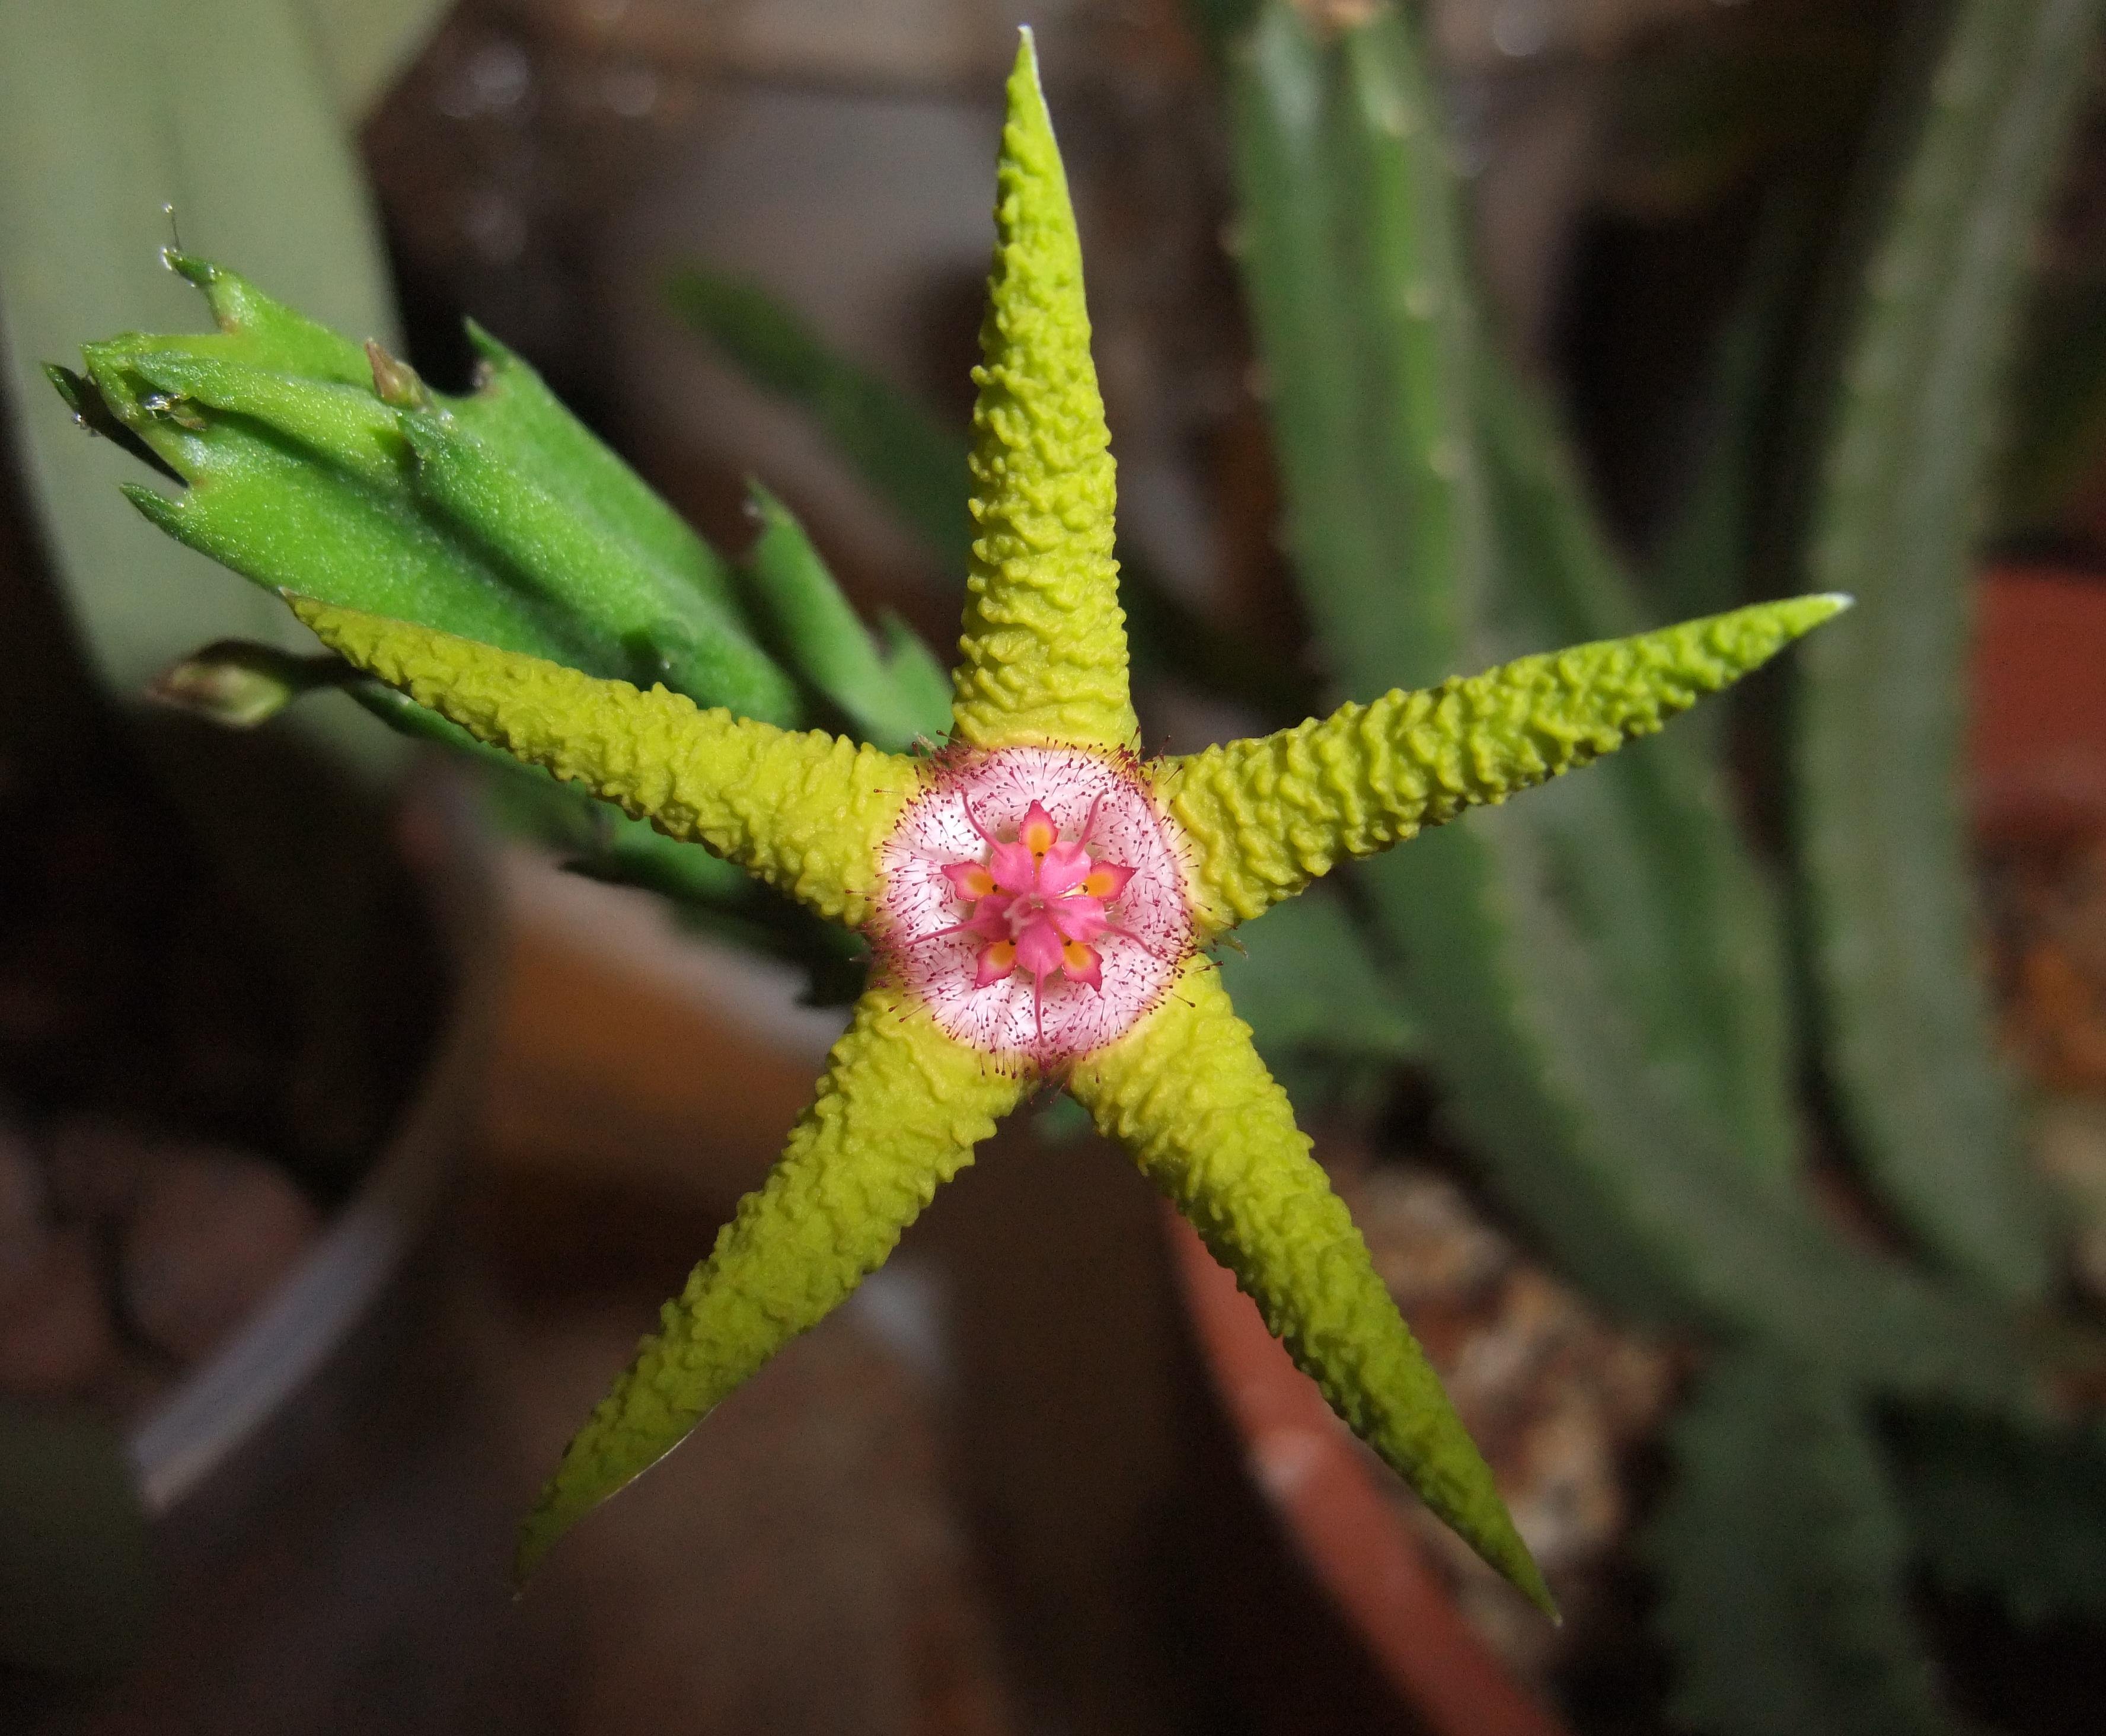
885 750 1188 1065
275 29 1847 1619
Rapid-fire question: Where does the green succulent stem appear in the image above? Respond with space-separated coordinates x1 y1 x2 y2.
1792 0 2099 1303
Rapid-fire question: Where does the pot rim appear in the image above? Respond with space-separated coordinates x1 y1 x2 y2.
1164 1205 1572 1736
123 774 498 1515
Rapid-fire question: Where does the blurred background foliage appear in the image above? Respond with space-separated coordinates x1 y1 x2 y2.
8 1 2106 1732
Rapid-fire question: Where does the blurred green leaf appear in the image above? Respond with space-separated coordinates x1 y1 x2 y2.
1226 0 1837 1326
668 270 975 573
875 612 956 736
1886 1405 2106 1626
1475 349 1799 1191
1792 0 2098 1303
0 0 402 773
1227 5 1486 700
1215 890 1417 1079
1999 276 2106 532
1221 2 2046 1412
1229 0 1703 1321
738 483 950 750
1646 1352 1957 1736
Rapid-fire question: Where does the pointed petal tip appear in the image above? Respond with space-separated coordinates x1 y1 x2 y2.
1469 1495 1556 1619
1702 592 1856 668
1766 590 1855 644
952 18 1139 752
1006 24 1051 132
1514 1553 1561 1623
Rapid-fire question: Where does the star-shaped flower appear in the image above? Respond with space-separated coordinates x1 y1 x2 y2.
287 33 1843 1613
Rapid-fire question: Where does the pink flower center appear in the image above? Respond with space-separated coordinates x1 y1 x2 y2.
879 747 1192 1067
937 797 1138 1000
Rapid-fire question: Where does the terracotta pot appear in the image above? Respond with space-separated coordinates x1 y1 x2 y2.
1969 567 2106 840
0 778 536 1733
1166 1210 1571 1736
1169 564 2106 1736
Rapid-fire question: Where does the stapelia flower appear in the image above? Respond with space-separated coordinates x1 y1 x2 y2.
288 33 1846 1612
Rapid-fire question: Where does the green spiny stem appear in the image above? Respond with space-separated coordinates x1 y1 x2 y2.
1646 1350 1956 1736
162 249 373 382
1225 4 2058 1413
1474 345 1799 1191
394 406 796 720
1230 2 1485 696
74 332 628 677
1884 1404 2106 1627
451 320 745 618
1794 0 2100 1303
1228 0 1814 1291
65 261 822 735
60 259 902 949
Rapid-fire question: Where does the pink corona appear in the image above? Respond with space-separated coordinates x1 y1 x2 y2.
879 746 1193 1066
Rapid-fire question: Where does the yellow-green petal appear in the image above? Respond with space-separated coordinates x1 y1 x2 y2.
947 30 1138 755
1158 595 1849 934
1068 963 1554 1616
516 982 1024 1582
289 598 917 926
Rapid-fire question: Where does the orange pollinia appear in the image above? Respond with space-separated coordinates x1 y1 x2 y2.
289 31 1847 1610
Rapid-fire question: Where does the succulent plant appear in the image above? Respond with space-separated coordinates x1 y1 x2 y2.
34 1 2106 1729
686 2 2106 1729
204 36 1880 1611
